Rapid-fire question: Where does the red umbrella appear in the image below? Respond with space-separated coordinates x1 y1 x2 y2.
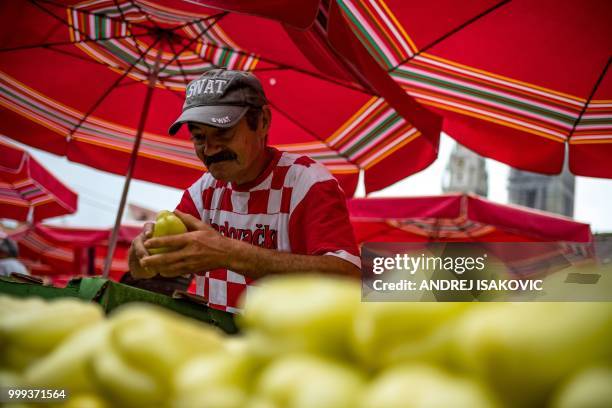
0 0 443 276
0 138 78 222
336 0 612 178
0 0 441 195
350 194 596 281
9 224 140 281
348 193 592 243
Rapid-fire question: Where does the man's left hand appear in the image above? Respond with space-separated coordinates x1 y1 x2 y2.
140 210 231 278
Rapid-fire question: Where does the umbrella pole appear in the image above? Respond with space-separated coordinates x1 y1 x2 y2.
103 49 162 278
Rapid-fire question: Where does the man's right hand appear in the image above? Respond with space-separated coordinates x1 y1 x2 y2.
128 222 156 279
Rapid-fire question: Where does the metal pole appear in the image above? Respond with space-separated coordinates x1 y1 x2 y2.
103 46 163 278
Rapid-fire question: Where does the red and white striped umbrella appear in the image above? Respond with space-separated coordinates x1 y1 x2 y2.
338 0 612 178
9 224 139 281
349 193 593 243
0 138 78 222
0 0 442 196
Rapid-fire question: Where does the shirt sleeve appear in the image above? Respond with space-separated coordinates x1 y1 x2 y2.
175 189 200 219
288 179 361 268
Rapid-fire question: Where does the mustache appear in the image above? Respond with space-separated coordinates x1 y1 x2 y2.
205 150 237 167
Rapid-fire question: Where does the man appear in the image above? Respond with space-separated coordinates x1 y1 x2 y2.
0 237 28 277
129 69 360 313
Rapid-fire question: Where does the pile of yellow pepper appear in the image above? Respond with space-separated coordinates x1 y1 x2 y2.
1 275 611 408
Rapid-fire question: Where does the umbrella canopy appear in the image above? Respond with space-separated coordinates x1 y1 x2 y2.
0 137 78 222
337 0 612 178
0 0 442 196
348 194 592 243
9 224 140 280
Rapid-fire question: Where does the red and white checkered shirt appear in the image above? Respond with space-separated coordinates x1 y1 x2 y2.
177 148 360 313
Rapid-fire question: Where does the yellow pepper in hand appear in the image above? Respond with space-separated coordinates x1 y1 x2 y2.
148 210 187 255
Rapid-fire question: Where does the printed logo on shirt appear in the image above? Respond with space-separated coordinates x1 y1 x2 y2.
210 221 278 249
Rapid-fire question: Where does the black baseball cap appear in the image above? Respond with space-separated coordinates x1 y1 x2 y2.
169 69 267 135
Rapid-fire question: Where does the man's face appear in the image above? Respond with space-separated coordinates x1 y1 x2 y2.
188 112 266 184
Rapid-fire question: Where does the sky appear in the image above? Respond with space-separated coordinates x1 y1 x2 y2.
3 134 612 233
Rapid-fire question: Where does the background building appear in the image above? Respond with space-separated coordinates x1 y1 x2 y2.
507 164 575 217
442 143 488 197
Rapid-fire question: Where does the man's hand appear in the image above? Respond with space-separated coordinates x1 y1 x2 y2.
140 210 231 278
137 210 360 281
128 222 156 279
